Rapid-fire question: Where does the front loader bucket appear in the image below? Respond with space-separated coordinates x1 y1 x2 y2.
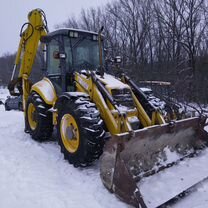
100 117 208 208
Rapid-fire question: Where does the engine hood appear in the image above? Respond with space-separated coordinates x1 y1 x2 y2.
97 73 130 90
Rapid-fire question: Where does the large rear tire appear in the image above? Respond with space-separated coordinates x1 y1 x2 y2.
26 92 53 141
57 95 105 167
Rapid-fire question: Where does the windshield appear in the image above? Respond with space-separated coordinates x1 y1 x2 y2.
64 35 104 71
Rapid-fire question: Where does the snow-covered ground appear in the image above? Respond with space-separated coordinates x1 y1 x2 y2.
0 88 127 208
1 87 208 208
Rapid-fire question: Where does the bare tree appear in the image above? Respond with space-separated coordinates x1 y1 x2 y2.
48 0 208 103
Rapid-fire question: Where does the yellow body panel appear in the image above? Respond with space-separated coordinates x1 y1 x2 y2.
132 93 152 127
74 72 165 135
31 77 57 105
10 9 48 111
75 73 121 134
18 10 47 78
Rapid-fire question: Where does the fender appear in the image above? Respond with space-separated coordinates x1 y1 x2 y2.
54 92 89 109
31 77 57 105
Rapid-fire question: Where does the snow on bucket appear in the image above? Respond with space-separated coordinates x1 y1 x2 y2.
100 117 208 208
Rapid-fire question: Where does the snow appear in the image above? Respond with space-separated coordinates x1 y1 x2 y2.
37 104 46 109
117 105 131 113
127 116 139 123
1 87 208 208
52 28 101 36
36 98 42 102
0 87 9 101
67 92 88 97
98 73 130 89
157 147 182 165
0 88 127 208
139 148 208 208
140 87 152 93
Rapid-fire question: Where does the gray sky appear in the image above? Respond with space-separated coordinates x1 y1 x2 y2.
0 0 110 56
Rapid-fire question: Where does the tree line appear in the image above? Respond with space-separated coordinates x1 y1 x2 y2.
60 0 208 103
1 0 208 103
0 51 42 87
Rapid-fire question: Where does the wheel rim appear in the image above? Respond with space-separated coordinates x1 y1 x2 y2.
60 114 80 153
28 103 37 130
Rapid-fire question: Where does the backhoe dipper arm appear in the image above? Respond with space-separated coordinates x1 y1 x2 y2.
8 9 48 110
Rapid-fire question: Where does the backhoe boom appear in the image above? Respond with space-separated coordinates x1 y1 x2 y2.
8 9 48 111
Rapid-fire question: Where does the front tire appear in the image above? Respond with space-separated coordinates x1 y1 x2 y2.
57 95 105 167
26 92 53 141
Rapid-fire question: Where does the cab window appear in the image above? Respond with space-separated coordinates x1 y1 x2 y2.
47 39 60 75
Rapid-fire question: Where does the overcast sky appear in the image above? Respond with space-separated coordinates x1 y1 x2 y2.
0 0 110 56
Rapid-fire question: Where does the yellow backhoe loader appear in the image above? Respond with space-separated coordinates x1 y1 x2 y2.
8 9 208 208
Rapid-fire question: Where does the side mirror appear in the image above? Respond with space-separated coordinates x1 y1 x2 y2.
53 51 67 59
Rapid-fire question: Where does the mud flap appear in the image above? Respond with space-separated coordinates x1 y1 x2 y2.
100 117 208 208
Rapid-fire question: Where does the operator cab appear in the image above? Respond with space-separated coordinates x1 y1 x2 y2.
41 28 104 94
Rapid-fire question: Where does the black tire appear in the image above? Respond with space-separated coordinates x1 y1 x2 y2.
5 103 10 111
57 95 105 167
25 92 53 141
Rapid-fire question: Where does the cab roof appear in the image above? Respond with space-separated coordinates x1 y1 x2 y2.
41 28 103 43
47 28 100 37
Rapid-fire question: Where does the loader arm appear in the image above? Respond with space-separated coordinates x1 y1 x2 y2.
8 9 48 111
